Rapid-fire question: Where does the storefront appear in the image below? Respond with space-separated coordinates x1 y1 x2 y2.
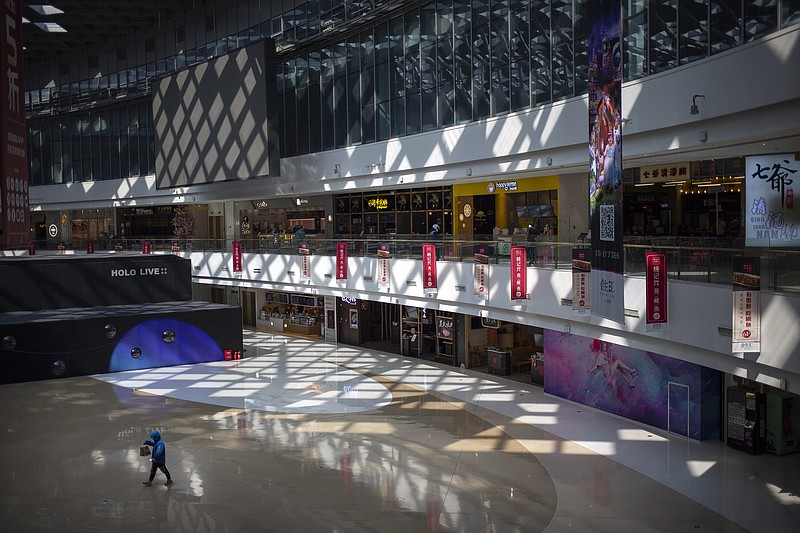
337 297 401 354
334 186 453 237
236 197 330 240
255 290 324 338
623 157 745 240
453 176 559 241
31 208 115 250
465 316 544 382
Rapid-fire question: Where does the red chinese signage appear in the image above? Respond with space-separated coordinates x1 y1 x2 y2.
510 246 526 301
1 0 30 248
232 241 242 273
336 242 348 281
645 252 667 330
142 240 151 254
422 244 437 293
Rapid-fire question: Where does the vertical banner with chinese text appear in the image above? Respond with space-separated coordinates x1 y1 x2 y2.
510 246 527 303
232 241 242 273
142 240 152 254
422 244 438 294
732 257 761 353
1 0 30 248
300 254 310 281
377 252 391 289
572 249 591 315
473 253 489 300
645 252 668 331
589 0 624 323
336 242 348 281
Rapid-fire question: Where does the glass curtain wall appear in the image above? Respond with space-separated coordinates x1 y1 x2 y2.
25 1 800 184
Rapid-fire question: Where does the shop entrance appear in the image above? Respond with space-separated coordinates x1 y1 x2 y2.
241 290 256 327
361 301 401 355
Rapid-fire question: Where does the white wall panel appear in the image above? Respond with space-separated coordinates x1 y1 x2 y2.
189 251 800 393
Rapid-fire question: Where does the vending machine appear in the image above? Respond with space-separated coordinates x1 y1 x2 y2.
727 387 766 454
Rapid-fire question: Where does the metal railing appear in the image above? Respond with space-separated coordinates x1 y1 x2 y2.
26 236 800 294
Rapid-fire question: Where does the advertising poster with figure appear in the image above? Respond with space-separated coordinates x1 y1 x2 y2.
543 330 721 441
588 0 624 324
745 154 799 247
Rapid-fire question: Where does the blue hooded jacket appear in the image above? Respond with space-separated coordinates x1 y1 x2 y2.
144 430 166 464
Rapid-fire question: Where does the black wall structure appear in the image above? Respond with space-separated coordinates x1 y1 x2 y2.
0 254 192 311
0 255 242 383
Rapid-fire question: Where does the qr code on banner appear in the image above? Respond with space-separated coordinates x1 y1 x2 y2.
600 205 614 241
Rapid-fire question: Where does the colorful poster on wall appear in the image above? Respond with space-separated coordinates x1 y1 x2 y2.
422 244 437 294
543 330 721 441
336 242 348 281
732 257 761 353
645 251 668 331
510 246 527 302
588 0 624 324
572 249 591 315
0 0 30 249
474 253 489 300
232 241 242 273
745 154 799 247
377 255 391 289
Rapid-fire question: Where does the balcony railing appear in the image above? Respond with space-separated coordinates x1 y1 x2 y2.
28 235 800 294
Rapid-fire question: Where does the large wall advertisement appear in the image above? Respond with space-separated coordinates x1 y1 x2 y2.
544 330 721 441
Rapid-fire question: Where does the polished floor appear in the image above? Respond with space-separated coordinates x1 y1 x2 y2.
1 329 798 532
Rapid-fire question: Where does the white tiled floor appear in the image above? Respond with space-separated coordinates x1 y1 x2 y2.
1 329 798 532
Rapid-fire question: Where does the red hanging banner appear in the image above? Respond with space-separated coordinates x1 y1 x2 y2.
336 242 348 281
510 246 527 301
232 241 242 273
142 240 151 254
645 252 668 331
422 244 438 293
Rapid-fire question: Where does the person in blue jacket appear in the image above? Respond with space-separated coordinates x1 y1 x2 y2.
142 430 173 486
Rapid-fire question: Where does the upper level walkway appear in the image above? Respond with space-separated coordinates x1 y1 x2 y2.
15 236 800 294
1 328 798 532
